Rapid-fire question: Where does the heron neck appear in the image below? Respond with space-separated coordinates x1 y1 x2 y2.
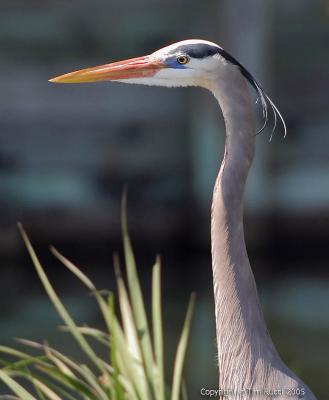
209 75 277 384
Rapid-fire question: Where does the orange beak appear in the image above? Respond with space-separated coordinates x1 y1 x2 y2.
49 55 165 83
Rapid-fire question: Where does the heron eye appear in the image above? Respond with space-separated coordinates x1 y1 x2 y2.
177 55 189 65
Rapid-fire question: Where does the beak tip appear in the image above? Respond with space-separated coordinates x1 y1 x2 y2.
49 76 62 83
48 75 85 84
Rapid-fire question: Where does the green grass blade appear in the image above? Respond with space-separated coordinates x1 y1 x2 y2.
152 257 165 400
49 247 95 291
114 257 143 364
20 340 107 398
36 365 98 400
108 295 126 400
80 365 108 400
17 338 106 391
121 193 155 388
19 340 107 398
49 247 114 341
7 369 47 400
0 346 30 359
32 378 62 400
44 345 75 379
2 357 48 371
109 315 143 400
30 375 47 400
58 326 110 347
0 346 49 371
181 379 188 400
114 256 150 400
170 293 195 400
16 370 80 400
17 224 105 375
0 370 37 400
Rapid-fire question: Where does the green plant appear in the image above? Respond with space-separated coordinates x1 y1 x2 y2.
0 199 195 399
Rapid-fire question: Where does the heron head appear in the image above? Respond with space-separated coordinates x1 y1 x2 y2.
49 39 237 89
50 39 286 137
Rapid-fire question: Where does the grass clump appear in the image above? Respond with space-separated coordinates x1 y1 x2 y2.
0 198 195 400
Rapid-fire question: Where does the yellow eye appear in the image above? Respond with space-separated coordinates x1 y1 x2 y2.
177 55 189 65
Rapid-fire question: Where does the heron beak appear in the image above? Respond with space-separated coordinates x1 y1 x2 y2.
49 56 165 83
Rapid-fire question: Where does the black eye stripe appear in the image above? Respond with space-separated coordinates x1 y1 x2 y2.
168 43 258 91
168 43 220 59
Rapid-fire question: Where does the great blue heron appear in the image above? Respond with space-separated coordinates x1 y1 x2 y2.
50 39 316 399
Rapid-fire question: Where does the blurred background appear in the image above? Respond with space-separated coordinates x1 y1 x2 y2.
0 0 328 397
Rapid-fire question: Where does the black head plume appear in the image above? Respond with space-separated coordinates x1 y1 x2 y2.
218 48 287 140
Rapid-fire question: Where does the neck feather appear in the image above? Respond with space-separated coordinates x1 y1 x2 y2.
209 71 279 388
